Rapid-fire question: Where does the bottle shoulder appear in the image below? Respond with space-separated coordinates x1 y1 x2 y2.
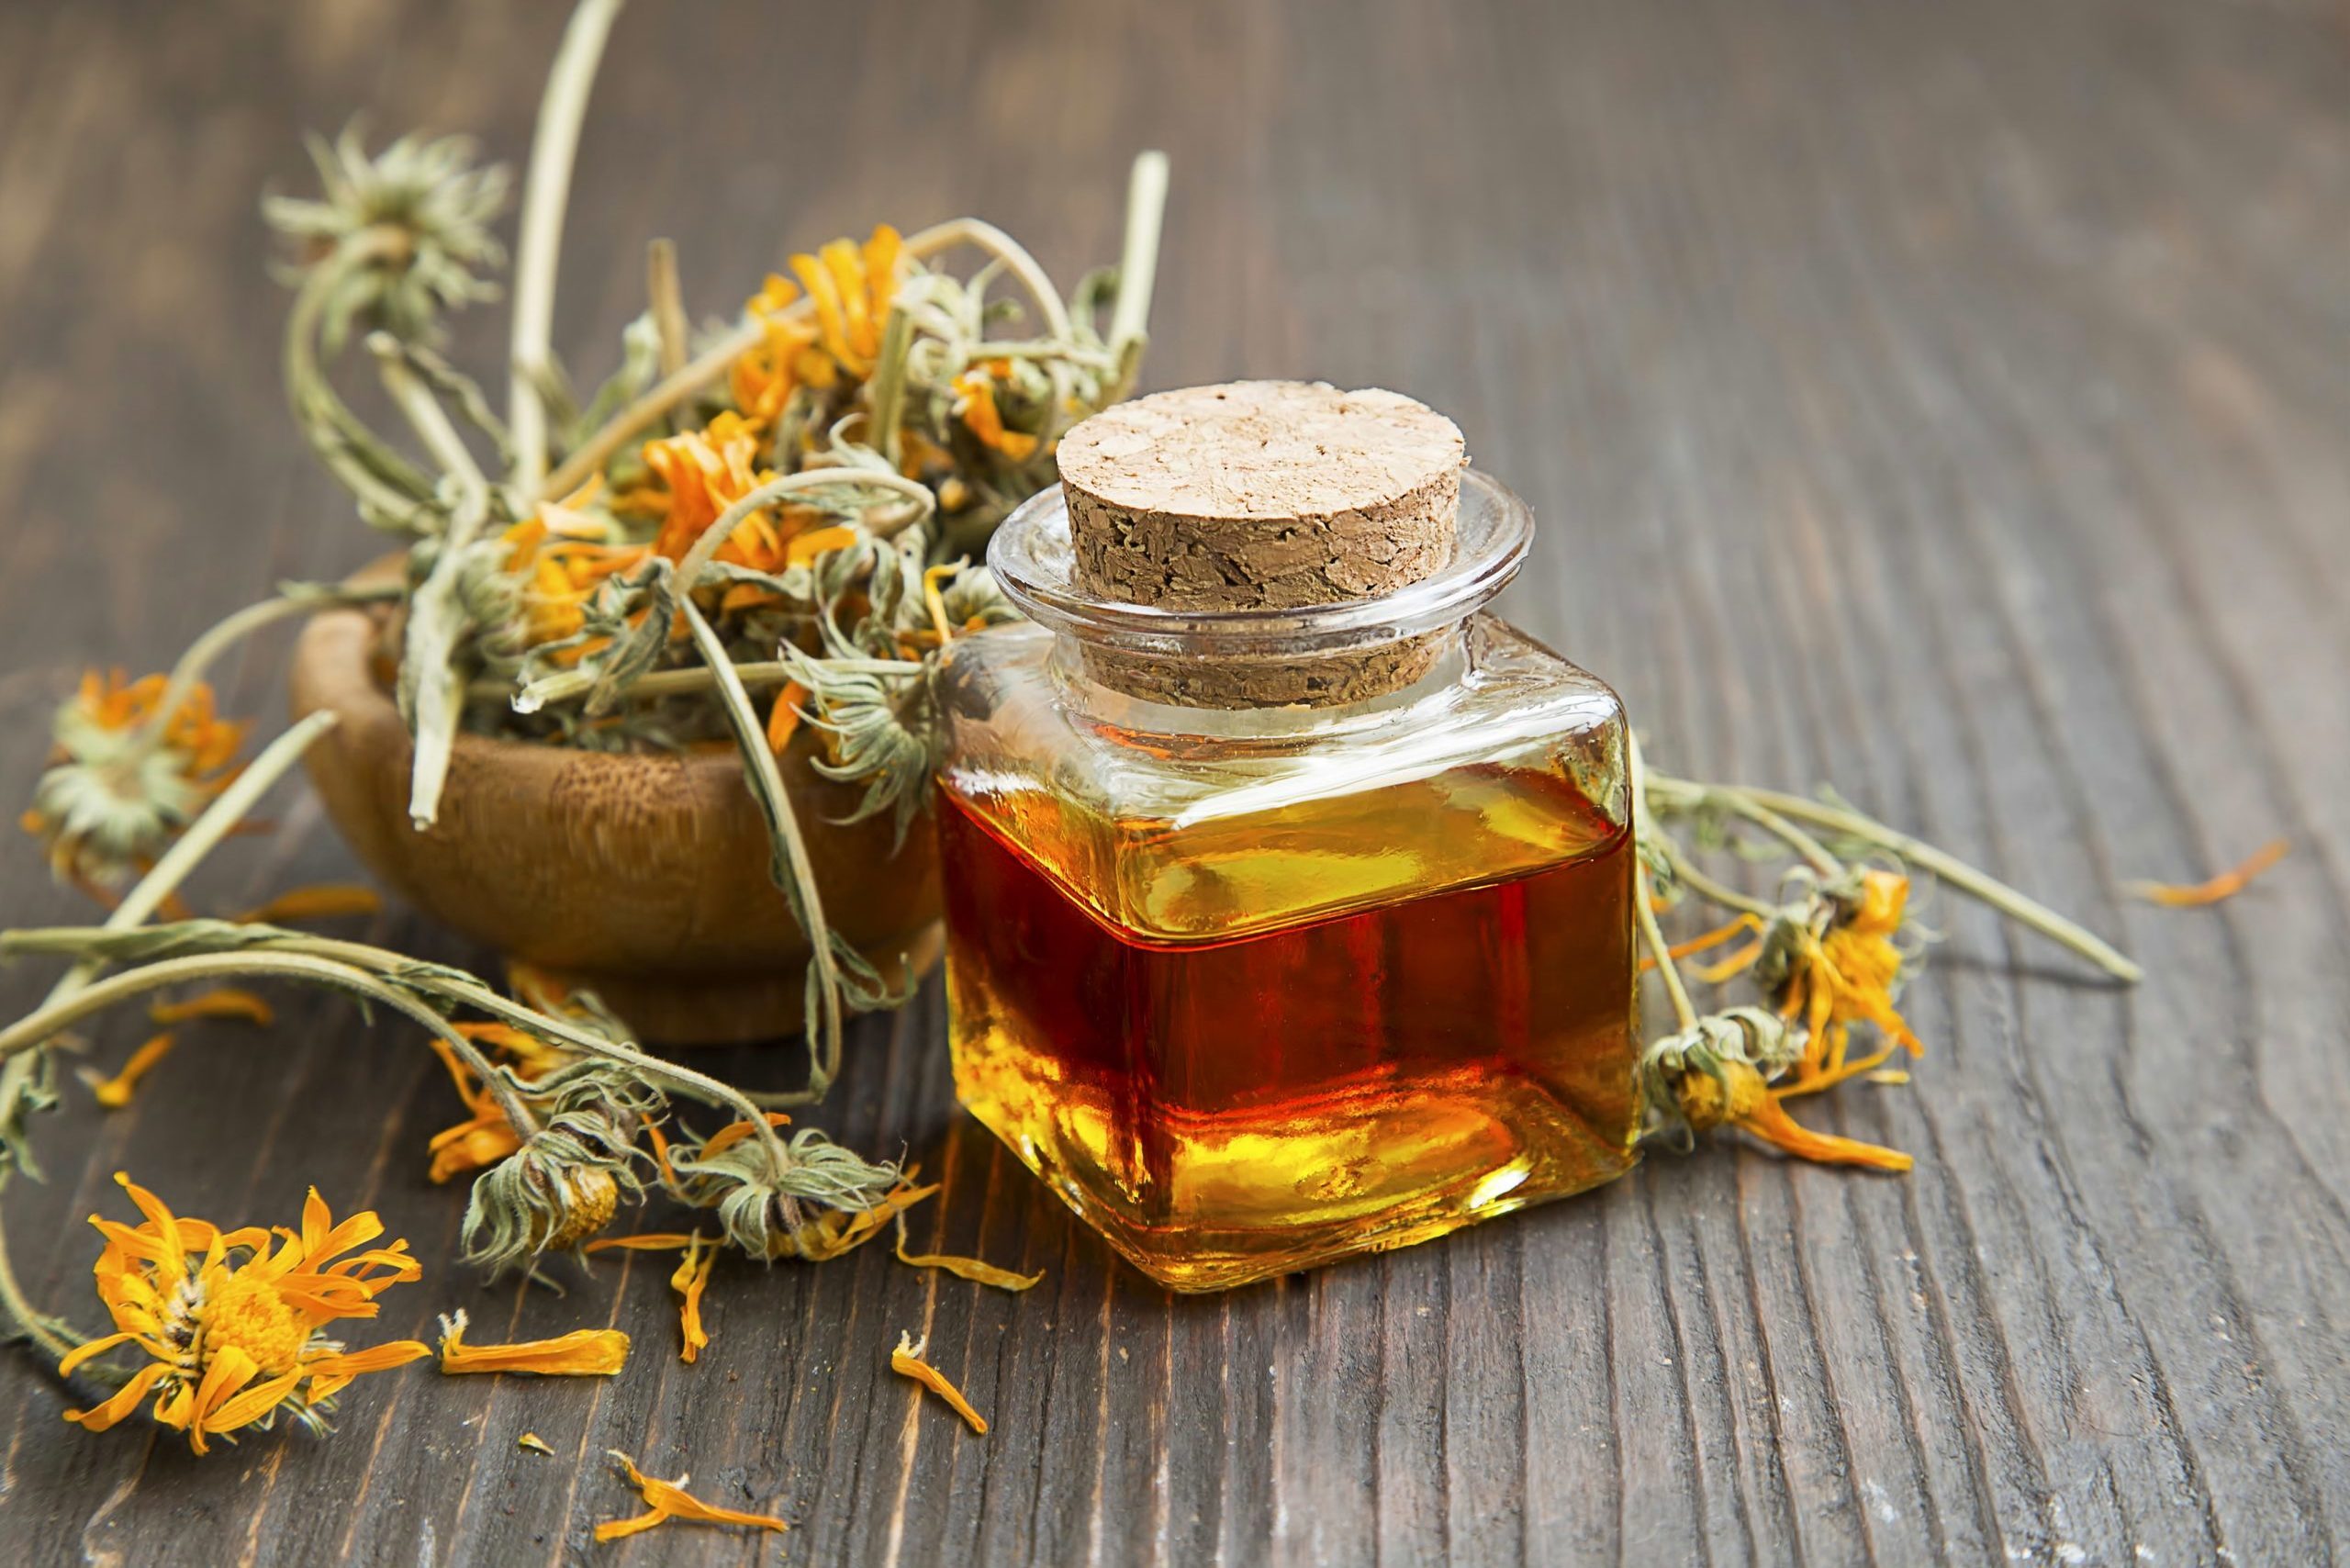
935 616 1629 944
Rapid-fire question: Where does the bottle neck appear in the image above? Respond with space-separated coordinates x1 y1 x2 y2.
1045 621 1475 742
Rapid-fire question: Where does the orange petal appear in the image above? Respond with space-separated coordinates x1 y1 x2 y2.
1738 1095 1912 1172
2125 838 2289 908
88 1032 177 1109
890 1332 988 1434
438 1315 630 1377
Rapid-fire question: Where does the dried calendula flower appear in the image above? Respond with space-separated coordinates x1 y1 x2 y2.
20 671 249 899
1751 868 1925 1087
460 1074 658 1274
890 1331 988 1434
1638 1007 1912 1173
596 1449 789 1542
435 1309 628 1376
60 1174 429 1453
263 125 509 352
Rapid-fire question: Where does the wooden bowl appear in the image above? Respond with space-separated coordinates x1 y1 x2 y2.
286 600 942 1045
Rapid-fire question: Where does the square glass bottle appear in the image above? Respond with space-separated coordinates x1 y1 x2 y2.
934 386 1639 1291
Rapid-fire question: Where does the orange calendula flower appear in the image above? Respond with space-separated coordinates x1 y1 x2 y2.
434 1310 629 1376
890 1332 988 1434
500 513 650 651
731 273 823 424
1674 1057 1912 1173
629 412 840 578
1767 869 1923 1086
596 1449 790 1541
21 670 250 896
951 363 1040 461
786 225 903 380
60 1174 429 1453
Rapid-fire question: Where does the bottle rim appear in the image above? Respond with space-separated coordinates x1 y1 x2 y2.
986 467 1534 659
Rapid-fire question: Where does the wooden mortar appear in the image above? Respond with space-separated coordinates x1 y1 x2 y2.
287 589 942 1045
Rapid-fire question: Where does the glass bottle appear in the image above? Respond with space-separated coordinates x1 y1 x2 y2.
934 433 1638 1292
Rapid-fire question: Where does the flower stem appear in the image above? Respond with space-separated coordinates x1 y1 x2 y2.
1628 733 1698 1030
0 1204 84 1361
1107 151 1170 400
1647 774 2141 983
375 336 496 829
678 599 846 1103
508 0 627 493
1652 834 1779 919
0 951 541 1138
645 237 688 379
1720 794 1844 880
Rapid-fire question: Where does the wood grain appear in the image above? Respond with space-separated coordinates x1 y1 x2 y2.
1 0 2346 1563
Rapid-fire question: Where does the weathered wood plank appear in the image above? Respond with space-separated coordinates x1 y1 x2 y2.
0 1 2345 1563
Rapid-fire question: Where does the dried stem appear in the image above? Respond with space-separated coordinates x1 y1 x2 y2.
1646 774 2141 983
0 1204 81 1361
509 0 627 493
283 227 435 521
678 599 845 1101
0 951 538 1142
1107 150 1169 398
112 587 388 778
1653 834 1777 919
375 336 496 827
1721 794 1844 880
1629 734 1698 1029
646 238 688 378
0 712 335 1187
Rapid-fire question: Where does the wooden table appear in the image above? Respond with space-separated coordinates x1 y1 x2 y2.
4 1 2346 1562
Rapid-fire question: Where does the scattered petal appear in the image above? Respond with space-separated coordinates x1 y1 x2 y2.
147 988 274 1026
596 1450 789 1541
890 1331 988 1434
2125 839 2288 908
892 1215 1042 1292
84 1032 176 1109
671 1235 715 1364
230 883 383 924
518 1432 554 1456
436 1309 629 1376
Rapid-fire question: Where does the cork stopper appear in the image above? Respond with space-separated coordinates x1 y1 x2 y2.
1057 381 1466 707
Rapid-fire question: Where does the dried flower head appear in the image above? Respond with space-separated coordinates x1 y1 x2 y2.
264 127 510 352
1639 1007 1911 1172
20 671 248 895
1754 868 1926 1084
60 1174 430 1452
460 1073 659 1275
663 1119 905 1261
